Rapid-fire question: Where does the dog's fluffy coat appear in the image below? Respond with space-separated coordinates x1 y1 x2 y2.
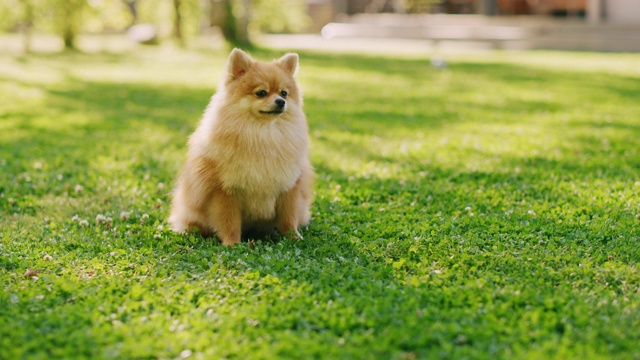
168 49 313 245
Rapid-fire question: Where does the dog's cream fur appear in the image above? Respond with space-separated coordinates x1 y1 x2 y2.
168 49 313 245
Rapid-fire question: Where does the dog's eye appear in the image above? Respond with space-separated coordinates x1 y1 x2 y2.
280 90 288 98
256 90 268 98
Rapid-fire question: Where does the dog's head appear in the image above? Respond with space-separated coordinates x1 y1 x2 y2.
221 48 302 121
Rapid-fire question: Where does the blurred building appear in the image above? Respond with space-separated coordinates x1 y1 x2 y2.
308 0 640 29
303 0 640 52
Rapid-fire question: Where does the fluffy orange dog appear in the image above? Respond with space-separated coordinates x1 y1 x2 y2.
168 49 313 245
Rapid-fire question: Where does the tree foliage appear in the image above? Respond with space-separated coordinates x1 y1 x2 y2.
252 0 310 34
0 0 310 49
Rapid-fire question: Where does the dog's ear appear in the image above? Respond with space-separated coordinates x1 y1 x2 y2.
276 53 299 76
227 48 254 81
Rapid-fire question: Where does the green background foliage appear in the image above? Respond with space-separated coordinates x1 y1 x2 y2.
0 0 310 48
252 0 311 33
1 47 640 359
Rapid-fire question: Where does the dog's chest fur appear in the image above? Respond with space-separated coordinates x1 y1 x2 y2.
208 119 307 220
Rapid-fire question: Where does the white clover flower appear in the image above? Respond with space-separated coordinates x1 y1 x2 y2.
119 211 131 221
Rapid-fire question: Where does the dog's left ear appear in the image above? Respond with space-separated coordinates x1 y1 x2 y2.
276 53 299 76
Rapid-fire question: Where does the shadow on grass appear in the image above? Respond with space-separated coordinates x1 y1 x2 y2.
2 78 209 132
0 78 211 178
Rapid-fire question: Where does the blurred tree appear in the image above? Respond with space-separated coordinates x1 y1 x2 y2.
0 0 24 32
53 0 87 49
220 0 252 46
172 0 200 46
0 0 38 52
21 0 35 52
252 0 309 34
123 0 139 25
85 0 132 33
173 0 185 46
216 0 309 46
0 0 310 51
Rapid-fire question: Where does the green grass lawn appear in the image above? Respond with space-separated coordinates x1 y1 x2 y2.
1 45 640 359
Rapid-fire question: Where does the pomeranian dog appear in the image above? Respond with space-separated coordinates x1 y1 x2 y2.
168 49 313 246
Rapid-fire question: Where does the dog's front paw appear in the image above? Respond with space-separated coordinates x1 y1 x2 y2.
281 228 303 241
220 237 241 246
218 230 241 246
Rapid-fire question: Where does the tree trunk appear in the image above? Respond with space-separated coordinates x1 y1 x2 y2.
21 0 34 53
58 0 84 50
63 27 75 49
221 0 252 47
124 0 139 26
236 0 251 45
173 0 185 47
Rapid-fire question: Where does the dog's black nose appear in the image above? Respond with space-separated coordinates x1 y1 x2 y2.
275 98 285 108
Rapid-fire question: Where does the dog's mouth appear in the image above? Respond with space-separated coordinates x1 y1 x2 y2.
259 110 284 115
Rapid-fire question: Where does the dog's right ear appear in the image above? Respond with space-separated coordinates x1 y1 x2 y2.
227 48 254 81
